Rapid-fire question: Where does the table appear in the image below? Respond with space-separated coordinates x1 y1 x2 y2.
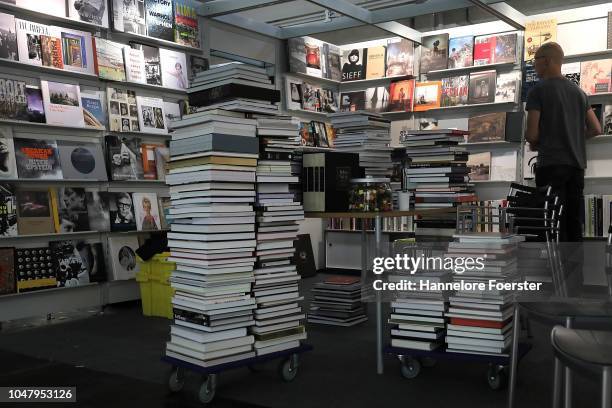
305 208 456 374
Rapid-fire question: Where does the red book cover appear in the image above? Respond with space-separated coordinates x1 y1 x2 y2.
324 276 360 285
450 317 510 328
473 35 495 65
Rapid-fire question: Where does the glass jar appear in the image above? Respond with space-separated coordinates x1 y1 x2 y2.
348 178 393 212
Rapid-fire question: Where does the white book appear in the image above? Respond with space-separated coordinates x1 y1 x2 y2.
136 95 168 134
169 204 252 214
170 334 254 353
170 224 254 233
40 80 85 127
67 0 109 28
59 27 96 75
15 19 49 66
159 48 188 90
166 342 252 361
167 232 255 241
132 192 161 231
170 325 247 343
390 338 438 351
254 333 306 349
123 46 147 84
175 265 254 276
255 340 300 356
170 240 257 251
173 216 255 225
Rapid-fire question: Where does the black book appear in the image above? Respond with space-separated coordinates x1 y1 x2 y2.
50 240 88 287
169 133 259 156
0 247 15 295
105 135 144 181
76 241 107 283
109 192 137 232
174 308 211 326
293 234 316 278
145 0 174 42
260 151 293 161
15 246 56 292
57 187 90 232
0 184 17 237
188 84 281 107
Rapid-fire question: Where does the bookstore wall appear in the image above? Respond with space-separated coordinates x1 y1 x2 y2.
0 0 207 319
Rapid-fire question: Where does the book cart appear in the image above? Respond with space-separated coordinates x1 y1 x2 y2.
163 343 313 404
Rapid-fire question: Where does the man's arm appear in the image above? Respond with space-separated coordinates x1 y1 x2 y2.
525 109 540 147
585 107 602 138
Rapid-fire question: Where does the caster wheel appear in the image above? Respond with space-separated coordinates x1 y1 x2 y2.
487 366 507 390
198 374 216 404
400 357 421 379
167 367 185 393
278 357 298 382
420 357 437 367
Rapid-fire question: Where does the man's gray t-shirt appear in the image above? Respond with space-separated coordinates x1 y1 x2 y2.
525 77 589 169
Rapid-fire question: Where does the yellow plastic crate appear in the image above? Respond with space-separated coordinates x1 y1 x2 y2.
137 253 175 319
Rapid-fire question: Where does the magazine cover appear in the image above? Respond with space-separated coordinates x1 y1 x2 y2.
132 192 160 230
40 26 64 69
57 187 90 232
25 85 46 123
524 19 557 62
57 141 107 180
419 34 449 73
50 240 89 287
0 12 18 61
494 33 518 64
139 44 162 86
340 91 366 112
174 0 199 48
580 59 612 95
145 0 174 41
108 192 137 232
68 0 108 28
136 96 167 134
163 101 181 125
123 46 147 84
341 48 366 81
107 87 139 132
0 127 17 178
0 77 27 120
299 122 313 147
386 39 414 77
94 38 126 82
105 135 144 181
108 235 140 279
0 184 17 237
495 71 521 103
113 0 146 35
448 36 473 68
468 70 496 104
14 138 63 179
40 80 84 127
468 112 506 143
86 191 110 231
365 86 389 112
0 247 15 294
413 81 442 112
159 48 188 89
467 151 491 181
441 75 469 107
15 18 48 66
60 28 95 75
81 90 106 128
388 79 415 112
365 46 386 80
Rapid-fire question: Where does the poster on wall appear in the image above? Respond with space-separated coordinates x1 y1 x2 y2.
524 19 557 62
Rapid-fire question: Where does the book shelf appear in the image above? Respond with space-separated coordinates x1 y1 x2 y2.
425 61 518 76
0 2 107 33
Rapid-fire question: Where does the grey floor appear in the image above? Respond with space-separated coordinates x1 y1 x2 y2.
0 274 606 408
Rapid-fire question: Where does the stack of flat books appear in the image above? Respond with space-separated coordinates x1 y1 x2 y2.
307 276 367 326
400 129 475 239
163 109 259 367
329 112 393 177
444 232 523 356
252 116 307 356
188 62 281 115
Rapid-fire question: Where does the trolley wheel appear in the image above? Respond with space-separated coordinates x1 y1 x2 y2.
487 365 507 390
167 367 185 393
420 357 437 367
400 357 421 379
278 355 299 382
198 374 217 404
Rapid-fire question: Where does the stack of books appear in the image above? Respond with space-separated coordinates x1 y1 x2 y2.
163 109 259 367
307 276 367 326
329 112 393 177
188 62 281 115
444 232 523 356
251 116 307 356
400 129 475 238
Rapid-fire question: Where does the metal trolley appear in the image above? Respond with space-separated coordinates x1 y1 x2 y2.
163 343 313 404
385 183 560 390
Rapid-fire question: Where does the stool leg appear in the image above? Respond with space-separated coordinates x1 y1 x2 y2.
603 366 612 408
553 357 563 408
564 317 574 408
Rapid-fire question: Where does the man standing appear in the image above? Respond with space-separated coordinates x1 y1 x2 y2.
525 42 602 241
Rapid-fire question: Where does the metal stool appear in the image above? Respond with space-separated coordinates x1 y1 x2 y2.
551 326 612 408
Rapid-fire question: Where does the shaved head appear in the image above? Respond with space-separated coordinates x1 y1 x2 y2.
533 42 564 79
535 42 564 65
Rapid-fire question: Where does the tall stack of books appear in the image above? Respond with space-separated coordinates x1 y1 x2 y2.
307 276 367 326
163 109 260 367
329 112 393 177
188 62 281 115
252 116 307 355
444 232 523 356
400 129 475 239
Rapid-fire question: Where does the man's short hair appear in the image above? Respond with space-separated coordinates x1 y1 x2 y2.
536 42 564 64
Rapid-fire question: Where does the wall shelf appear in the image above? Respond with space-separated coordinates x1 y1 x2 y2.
471 180 514 184
460 141 520 147
0 2 107 33
112 29 203 54
564 49 612 60
425 61 518 76
0 118 104 132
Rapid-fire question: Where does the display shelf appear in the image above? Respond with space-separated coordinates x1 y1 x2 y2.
287 72 340 86
471 180 514 184
286 109 330 119
564 49 612 60
340 74 416 87
106 131 171 139
0 2 107 33
0 229 167 241
425 61 517 76
0 282 99 299
112 29 203 54
104 279 140 304
0 57 100 80
586 92 612 98
382 101 516 118
0 118 104 132
104 78 187 95
585 176 612 180
460 140 520 146
326 229 412 234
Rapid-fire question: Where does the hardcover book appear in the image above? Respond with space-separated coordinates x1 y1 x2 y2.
365 86 389 113
40 80 84 127
163 101 181 124
109 192 136 232
16 190 55 234
474 33 517 65
301 82 321 112
420 34 449 73
86 191 111 231
16 0 66 18
341 48 366 81
365 46 386 80
609 12 612 50
137 44 162 86
78 241 107 282
50 240 89 287
285 77 303 111
145 0 174 42
141 143 163 179
0 247 15 294
174 0 199 48
524 19 557 62
132 192 160 230
388 79 415 112
490 151 517 181
287 37 307 75
113 0 146 35
580 59 612 95
94 38 126 82
304 37 322 77
0 12 18 61
107 87 139 132
25 85 46 123
448 36 473 68
0 127 17 179
159 48 188 89
604 105 612 135
136 96 168 134
340 91 366 112
14 138 63 179
468 112 506 143
326 44 342 81
108 235 140 280
60 28 95 75
40 26 63 69
0 77 27 120
467 151 491 181
414 81 442 111
57 141 107 180
320 88 338 113
123 46 147 84
468 70 496 104
562 62 581 87
15 246 56 292
154 146 169 180
57 187 90 232
0 184 17 237
386 39 414 77
441 75 469 107
68 0 109 28
105 135 144 180
81 90 106 128
189 55 208 80
15 18 48 66
522 62 538 103
495 71 521 103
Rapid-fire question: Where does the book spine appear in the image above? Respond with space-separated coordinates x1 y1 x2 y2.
49 189 61 233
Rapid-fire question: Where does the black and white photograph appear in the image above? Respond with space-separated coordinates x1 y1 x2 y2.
108 192 136 232
0 12 18 61
0 127 17 179
105 135 144 181
76 241 107 283
58 187 90 232
136 96 167 134
0 183 16 237
50 240 89 287
68 0 108 27
85 191 110 231
108 235 139 280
